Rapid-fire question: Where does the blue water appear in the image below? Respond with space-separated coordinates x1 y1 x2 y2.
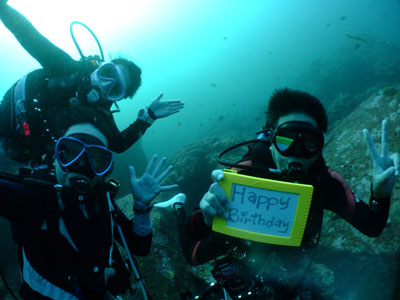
1 0 399 159
1 1 400 299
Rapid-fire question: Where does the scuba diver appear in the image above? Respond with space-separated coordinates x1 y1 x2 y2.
178 88 400 299
0 0 184 166
0 121 179 300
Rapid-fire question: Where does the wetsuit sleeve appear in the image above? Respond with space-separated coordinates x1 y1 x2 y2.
113 204 152 256
0 178 27 220
180 209 232 265
323 168 390 237
0 4 78 75
107 118 151 154
0 176 58 236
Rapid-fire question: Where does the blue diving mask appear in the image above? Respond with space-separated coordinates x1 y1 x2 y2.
89 62 127 102
55 134 113 177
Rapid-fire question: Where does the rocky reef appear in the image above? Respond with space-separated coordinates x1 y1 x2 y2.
295 38 400 126
319 85 400 299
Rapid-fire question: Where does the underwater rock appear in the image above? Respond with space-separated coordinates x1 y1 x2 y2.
295 39 400 121
115 85 400 299
321 85 400 299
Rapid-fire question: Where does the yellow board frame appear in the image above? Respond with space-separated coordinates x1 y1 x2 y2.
212 169 313 246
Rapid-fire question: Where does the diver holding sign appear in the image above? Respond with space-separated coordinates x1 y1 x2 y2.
179 88 399 300
212 170 314 246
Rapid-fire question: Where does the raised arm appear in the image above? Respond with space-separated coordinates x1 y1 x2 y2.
363 119 400 200
0 1 78 75
325 120 399 237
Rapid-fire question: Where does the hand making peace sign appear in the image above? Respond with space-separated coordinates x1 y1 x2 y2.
363 119 400 199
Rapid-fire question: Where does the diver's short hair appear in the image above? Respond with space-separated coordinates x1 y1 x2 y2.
265 88 328 132
111 57 142 98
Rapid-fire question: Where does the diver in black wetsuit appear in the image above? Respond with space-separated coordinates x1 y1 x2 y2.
0 0 184 165
0 121 179 300
178 88 400 299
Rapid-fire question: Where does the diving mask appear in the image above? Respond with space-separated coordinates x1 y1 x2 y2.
90 62 127 102
55 134 113 177
272 121 324 159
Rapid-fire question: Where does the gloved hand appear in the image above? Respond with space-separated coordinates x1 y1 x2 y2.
148 92 184 119
129 155 178 211
154 193 186 212
363 119 400 199
200 170 230 226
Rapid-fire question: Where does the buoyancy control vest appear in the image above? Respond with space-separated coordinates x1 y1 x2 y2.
2 169 132 299
3 61 98 165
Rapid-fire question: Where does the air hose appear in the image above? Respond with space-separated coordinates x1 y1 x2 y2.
70 21 104 62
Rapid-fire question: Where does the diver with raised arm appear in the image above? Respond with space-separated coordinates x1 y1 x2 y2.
0 0 184 165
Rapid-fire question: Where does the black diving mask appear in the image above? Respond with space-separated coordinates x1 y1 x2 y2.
272 121 324 159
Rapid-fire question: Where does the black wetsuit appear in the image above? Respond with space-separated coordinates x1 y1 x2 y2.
0 4 150 163
180 141 390 297
0 173 151 300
